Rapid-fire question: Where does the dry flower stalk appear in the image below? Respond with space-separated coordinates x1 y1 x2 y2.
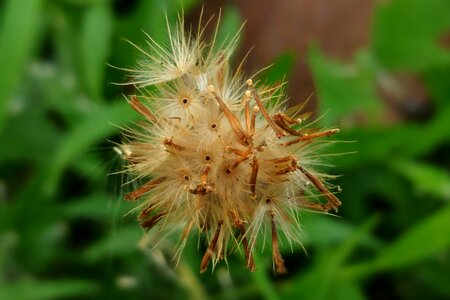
117 13 341 273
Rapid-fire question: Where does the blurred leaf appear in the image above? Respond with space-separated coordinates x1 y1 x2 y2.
251 254 281 300
216 6 242 52
19 221 69 271
342 206 450 279
180 0 199 12
260 51 296 84
0 104 61 164
376 205 450 270
372 0 450 71
0 0 42 131
281 215 379 300
327 106 450 169
132 0 198 43
0 279 97 300
411 260 450 297
61 193 132 230
331 281 367 300
423 64 450 106
83 225 142 262
72 155 108 182
391 160 450 201
112 0 199 78
309 47 383 127
300 214 382 250
42 100 138 197
62 194 127 219
80 3 114 101
176 261 208 300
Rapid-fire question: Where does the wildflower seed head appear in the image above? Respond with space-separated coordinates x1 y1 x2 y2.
119 14 341 273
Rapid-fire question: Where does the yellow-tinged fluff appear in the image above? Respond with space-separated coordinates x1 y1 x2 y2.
118 13 341 274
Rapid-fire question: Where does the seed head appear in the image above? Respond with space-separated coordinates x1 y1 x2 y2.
118 14 341 273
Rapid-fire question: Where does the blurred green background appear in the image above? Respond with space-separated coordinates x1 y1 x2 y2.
1 0 450 299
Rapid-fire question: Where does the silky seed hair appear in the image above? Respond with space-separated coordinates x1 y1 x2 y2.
117 12 341 274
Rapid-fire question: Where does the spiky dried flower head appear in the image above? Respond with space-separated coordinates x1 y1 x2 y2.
117 13 341 274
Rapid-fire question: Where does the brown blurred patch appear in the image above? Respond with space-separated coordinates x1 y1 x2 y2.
439 30 450 50
190 0 375 110
376 73 432 122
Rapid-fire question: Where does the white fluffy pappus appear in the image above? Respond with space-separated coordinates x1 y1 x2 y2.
117 12 342 274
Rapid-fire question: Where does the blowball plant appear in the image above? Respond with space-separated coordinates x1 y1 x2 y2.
117 14 341 274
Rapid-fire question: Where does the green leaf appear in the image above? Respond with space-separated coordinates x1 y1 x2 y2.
111 0 199 83
281 215 379 300
423 65 450 106
62 193 129 219
0 0 43 131
0 279 97 300
300 214 382 250
42 101 138 197
326 106 450 169
372 0 450 71
391 160 450 201
83 225 142 262
309 46 382 127
132 0 198 43
260 51 296 84
251 253 281 300
0 104 61 164
376 205 450 270
80 3 113 101
216 6 242 52
341 206 450 279
331 281 367 300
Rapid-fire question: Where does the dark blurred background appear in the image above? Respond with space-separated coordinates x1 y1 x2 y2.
1 0 449 299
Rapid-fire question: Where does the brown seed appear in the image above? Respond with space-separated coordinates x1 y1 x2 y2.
273 113 304 137
200 220 223 273
284 129 340 147
250 157 259 197
298 165 341 212
140 212 166 231
232 215 256 272
247 80 285 138
129 95 158 123
209 85 250 146
270 211 287 274
125 177 167 201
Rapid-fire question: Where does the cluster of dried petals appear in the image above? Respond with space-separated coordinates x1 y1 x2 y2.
117 13 341 274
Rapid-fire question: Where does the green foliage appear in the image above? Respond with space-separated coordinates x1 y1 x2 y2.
376 206 450 270
309 48 383 127
391 160 450 200
0 280 98 300
260 51 296 85
1 0 449 299
80 3 113 102
215 5 243 52
0 0 43 131
372 0 450 71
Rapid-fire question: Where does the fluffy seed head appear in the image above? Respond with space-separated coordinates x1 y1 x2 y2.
118 14 341 273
